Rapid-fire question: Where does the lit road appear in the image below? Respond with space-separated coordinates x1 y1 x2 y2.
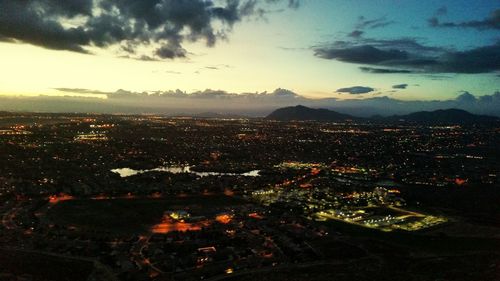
203 257 374 281
1 201 23 230
130 234 164 275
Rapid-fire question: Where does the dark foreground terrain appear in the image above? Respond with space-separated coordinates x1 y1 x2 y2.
0 112 498 280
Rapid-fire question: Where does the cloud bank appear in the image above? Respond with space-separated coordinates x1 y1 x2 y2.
314 8 500 75
1 88 499 117
315 38 500 74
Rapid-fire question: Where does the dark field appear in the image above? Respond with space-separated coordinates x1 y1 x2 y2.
0 249 95 281
315 218 500 254
46 195 246 235
229 252 500 281
1 114 499 281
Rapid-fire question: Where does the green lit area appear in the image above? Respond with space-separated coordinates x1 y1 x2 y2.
252 163 447 232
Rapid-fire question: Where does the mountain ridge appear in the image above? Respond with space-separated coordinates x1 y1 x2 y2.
266 105 499 124
265 105 357 121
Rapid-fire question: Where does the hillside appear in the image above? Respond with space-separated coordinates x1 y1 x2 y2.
266 105 355 121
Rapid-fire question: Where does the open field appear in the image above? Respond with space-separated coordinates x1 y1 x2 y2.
46 195 247 235
227 252 500 281
0 248 95 281
312 218 500 254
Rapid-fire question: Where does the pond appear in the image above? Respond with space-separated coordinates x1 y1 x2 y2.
111 165 261 178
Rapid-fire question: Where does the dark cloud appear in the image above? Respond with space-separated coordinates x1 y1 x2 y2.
422 74 454 80
155 44 187 59
0 1 91 53
433 43 500 73
362 38 445 53
54 88 112 95
288 0 300 9
336 86 375 94
138 55 161 62
0 34 14 43
315 45 408 64
118 54 162 62
266 0 300 9
316 15 498 75
328 37 444 54
392 84 408 89
0 0 297 59
315 37 445 62
429 9 500 30
348 30 364 38
356 16 395 29
435 6 448 16
360 67 414 74
345 16 394 42
194 64 232 73
315 39 500 74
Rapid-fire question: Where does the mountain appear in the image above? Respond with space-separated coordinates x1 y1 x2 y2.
266 106 499 124
266 105 356 121
389 108 499 124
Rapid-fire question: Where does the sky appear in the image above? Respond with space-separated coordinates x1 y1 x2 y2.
0 0 498 115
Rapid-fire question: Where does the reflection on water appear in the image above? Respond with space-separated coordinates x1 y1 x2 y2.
111 165 260 178
110 167 140 177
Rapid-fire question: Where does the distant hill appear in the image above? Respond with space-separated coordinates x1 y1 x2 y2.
266 106 499 124
266 105 356 121
389 108 499 124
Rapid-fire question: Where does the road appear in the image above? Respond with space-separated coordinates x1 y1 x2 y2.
203 257 374 281
1 201 22 230
130 234 165 275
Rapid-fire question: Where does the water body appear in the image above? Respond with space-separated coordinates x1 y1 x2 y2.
111 166 260 178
